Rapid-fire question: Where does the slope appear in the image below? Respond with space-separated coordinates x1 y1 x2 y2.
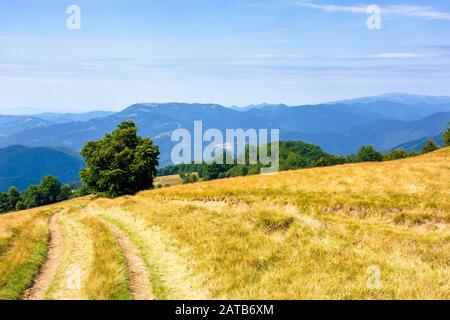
0 148 448 300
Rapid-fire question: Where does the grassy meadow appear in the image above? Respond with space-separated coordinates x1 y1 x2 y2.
0 148 449 300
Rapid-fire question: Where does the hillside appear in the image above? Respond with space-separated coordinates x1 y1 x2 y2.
0 145 84 191
0 148 449 300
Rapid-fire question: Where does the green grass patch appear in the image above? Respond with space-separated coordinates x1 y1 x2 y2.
82 217 132 300
0 215 50 300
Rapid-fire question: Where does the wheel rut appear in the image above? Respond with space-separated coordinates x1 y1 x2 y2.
104 221 155 300
22 212 63 300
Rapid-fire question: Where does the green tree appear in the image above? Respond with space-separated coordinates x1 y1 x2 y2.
39 176 62 205
6 186 22 211
22 186 44 209
355 145 383 162
0 192 8 213
15 201 26 211
80 121 160 198
71 183 90 199
383 149 408 161
443 123 450 147
421 139 440 154
57 185 72 202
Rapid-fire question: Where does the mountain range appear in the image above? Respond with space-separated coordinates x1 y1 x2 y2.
0 93 449 170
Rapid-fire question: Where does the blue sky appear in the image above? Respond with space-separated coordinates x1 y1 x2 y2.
1 0 450 113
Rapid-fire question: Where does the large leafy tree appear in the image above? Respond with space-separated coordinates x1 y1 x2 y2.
80 121 159 198
443 123 450 147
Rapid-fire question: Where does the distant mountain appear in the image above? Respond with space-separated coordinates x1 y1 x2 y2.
0 145 84 191
229 103 290 112
330 93 450 106
391 135 444 152
0 116 52 138
282 112 450 155
33 111 115 123
0 95 449 166
0 111 115 140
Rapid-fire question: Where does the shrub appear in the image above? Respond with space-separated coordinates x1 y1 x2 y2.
421 139 440 154
383 149 408 161
443 123 450 147
355 145 383 162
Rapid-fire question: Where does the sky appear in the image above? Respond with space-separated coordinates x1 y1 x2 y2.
0 0 450 114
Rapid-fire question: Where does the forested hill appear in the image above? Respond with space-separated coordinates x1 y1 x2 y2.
158 141 345 180
0 145 84 191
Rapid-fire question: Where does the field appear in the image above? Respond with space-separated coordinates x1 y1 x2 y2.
0 148 449 300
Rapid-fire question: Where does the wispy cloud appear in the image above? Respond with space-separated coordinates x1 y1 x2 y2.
371 53 428 59
295 2 450 21
295 2 367 14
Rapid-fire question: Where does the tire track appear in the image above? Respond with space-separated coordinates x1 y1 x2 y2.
104 221 155 300
22 212 63 300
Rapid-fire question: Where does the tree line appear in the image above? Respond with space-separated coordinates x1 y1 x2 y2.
160 124 450 183
0 177 88 214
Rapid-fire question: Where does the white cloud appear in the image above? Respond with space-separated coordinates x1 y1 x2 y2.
383 5 450 20
371 53 420 59
295 2 450 21
295 2 367 14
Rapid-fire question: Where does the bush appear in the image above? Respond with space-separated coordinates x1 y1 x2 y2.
383 149 408 161
80 121 160 198
15 201 26 211
355 145 383 162
421 139 440 154
6 187 21 211
443 123 450 147
0 193 8 213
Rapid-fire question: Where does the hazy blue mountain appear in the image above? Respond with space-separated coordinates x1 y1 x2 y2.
282 112 450 155
391 135 444 152
0 116 53 138
0 145 84 191
0 111 115 140
330 93 450 106
34 111 115 123
0 115 25 124
229 103 290 112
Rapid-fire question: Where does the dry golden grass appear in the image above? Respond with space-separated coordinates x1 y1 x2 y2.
0 148 448 300
119 148 450 299
89 204 209 300
154 175 183 188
